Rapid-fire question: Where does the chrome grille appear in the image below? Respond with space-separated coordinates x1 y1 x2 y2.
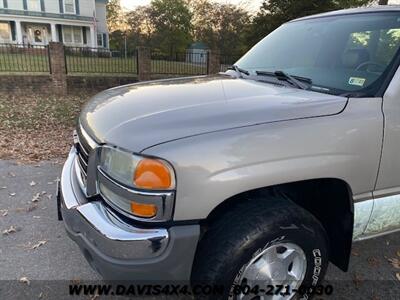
76 141 89 178
73 129 92 188
73 126 98 196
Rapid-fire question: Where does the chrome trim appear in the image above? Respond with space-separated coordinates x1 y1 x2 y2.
74 157 87 194
353 192 373 203
97 167 175 223
353 192 400 241
78 152 88 168
74 125 99 197
98 167 175 198
353 199 373 241
79 125 97 150
61 149 170 260
354 227 400 242
373 186 400 198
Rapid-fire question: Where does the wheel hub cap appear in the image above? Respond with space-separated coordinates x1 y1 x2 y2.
236 242 307 300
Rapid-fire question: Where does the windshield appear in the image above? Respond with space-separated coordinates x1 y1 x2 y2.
236 12 400 96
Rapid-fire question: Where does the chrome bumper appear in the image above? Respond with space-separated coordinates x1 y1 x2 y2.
59 148 200 280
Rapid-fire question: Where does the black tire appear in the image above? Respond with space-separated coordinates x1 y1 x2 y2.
191 196 329 300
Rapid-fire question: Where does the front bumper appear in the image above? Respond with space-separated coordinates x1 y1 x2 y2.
58 149 200 280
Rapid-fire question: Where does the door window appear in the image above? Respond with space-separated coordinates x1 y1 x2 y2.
28 0 41 11
64 0 76 14
62 26 83 45
0 23 11 43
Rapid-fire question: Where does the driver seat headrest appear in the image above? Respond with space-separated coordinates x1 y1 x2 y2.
342 48 370 69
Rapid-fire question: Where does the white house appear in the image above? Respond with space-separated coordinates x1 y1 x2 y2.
0 0 109 48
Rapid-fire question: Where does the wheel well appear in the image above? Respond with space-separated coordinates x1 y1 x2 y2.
203 178 354 271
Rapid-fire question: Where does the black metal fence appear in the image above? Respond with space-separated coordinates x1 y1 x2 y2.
0 44 50 73
0 43 244 77
220 53 243 72
151 51 208 75
64 46 138 74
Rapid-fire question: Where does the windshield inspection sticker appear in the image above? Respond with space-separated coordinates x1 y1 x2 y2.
349 77 366 87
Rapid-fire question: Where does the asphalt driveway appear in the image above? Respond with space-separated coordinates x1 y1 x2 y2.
0 160 399 299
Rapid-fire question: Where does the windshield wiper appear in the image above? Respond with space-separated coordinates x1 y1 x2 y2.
256 70 311 90
228 65 250 78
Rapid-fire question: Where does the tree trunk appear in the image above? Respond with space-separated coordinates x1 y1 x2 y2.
378 0 389 5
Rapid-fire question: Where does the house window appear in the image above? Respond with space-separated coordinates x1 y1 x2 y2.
64 0 76 14
0 22 11 43
97 33 103 47
62 26 83 45
28 0 41 11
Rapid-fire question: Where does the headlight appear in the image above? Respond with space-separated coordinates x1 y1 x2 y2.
100 146 175 190
98 146 175 221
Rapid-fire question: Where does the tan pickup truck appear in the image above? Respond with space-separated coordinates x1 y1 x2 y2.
58 6 400 300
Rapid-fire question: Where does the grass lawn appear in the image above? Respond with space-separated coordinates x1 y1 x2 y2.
0 53 208 75
0 93 93 162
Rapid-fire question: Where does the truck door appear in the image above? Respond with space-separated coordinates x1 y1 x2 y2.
368 27 400 237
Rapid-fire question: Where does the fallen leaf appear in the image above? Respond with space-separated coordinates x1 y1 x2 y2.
397 250 400 258
352 272 363 289
388 258 400 269
31 193 40 203
396 273 400 281
19 277 30 285
2 225 17 235
41 191 46 195
0 209 8 217
26 204 37 212
8 172 16 177
31 240 47 250
367 256 379 267
351 249 360 257
1 186 6 189
33 216 40 219
38 292 43 299
9 193 16 197
29 181 36 186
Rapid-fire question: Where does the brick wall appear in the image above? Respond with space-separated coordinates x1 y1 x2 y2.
0 75 54 94
67 76 138 91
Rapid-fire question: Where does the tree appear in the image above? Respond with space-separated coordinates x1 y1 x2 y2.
148 0 193 53
246 0 376 47
125 6 154 48
189 0 250 54
378 0 389 4
106 0 123 32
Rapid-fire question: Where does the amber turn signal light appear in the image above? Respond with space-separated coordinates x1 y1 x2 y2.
130 201 158 218
134 158 172 190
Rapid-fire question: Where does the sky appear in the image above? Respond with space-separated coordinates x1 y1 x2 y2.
121 0 400 11
121 0 263 12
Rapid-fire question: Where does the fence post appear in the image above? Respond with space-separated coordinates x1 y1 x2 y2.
207 49 221 75
137 47 151 81
48 42 67 95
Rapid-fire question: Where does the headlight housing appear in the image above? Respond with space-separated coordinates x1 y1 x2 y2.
98 146 175 221
100 146 175 190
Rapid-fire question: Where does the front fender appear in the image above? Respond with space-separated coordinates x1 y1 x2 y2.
143 97 382 221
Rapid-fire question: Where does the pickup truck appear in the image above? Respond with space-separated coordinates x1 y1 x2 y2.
57 6 400 300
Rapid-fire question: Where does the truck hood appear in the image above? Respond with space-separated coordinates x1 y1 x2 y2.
80 75 347 151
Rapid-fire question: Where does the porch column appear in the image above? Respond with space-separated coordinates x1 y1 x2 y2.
89 25 96 48
15 21 23 44
51 23 58 42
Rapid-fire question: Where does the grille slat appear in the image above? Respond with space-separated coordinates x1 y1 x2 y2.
75 131 91 183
